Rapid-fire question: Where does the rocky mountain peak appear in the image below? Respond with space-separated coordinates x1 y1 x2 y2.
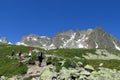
0 37 9 44
94 27 106 35
16 27 120 50
95 27 104 31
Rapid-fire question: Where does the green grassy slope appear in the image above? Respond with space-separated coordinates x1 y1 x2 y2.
0 44 43 77
0 44 120 77
46 48 96 58
46 48 120 70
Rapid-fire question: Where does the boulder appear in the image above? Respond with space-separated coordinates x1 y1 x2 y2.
79 75 87 80
84 64 94 71
80 70 91 76
40 68 52 80
59 67 71 80
59 67 79 79
88 68 120 80
77 61 83 67
0 76 7 80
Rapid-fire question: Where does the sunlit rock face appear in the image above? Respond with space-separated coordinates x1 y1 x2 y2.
17 27 120 50
0 37 9 44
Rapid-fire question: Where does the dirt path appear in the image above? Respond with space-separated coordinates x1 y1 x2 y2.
24 60 46 78
8 55 55 80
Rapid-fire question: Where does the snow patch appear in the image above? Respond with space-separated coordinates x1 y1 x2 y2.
61 38 64 41
27 37 38 41
32 38 37 41
71 33 76 40
0 39 2 42
95 42 98 48
85 37 88 40
78 43 84 48
76 35 88 48
27 37 30 41
59 46 63 48
8 42 12 44
63 33 76 47
16 42 28 46
113 41 120 50
40 36 50 40
76 35 88 43
43 44 46 46
44 44 56 50
76 39 81 42
50 44 54 47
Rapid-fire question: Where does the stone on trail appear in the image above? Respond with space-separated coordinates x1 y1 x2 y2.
84 64 94 71
40 68 52 80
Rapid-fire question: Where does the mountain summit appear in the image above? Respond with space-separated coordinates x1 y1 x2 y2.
16 27 120 50
0 37 9 44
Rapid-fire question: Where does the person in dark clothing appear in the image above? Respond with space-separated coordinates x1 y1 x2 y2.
28 48 32 57
11 50 15 56
38 51 43 66
18 51 22 58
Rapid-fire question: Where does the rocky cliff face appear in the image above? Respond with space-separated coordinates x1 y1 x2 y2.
0 37 9 44
86 27 120 49
16 27 120 50
16 34 52 48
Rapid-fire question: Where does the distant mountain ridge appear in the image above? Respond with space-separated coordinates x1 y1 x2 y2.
0 37 9 44
16 27 120 50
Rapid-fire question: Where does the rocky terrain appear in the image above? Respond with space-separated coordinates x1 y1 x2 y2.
0 48 120 80
1 56 120 80
0 37 9 44
16 27 120 50
0 27 120 80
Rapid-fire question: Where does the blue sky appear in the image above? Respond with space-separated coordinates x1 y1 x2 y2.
0 0 120 43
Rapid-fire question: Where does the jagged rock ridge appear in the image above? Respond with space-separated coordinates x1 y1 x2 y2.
0 37 9 44
16 27 120 50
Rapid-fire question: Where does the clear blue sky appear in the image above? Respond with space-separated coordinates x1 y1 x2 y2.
0 0 120 43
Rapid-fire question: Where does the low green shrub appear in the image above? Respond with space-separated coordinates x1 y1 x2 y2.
0 44 43 77
28 57 35 65
63 59 72 68
23 77 31 80
80 59 120 70
46 48 96 59
46 57 52 65
0 58 28 77
46 57 62 72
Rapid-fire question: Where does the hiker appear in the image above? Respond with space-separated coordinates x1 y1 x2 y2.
18 51 22 58
11 50 15 56
38 51 43 66
28 48 32 57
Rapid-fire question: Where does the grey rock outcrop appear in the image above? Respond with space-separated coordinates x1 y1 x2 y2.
16 34 53 49
0 37 9 44
16 27 120 50
6 53 120 80
86 27 117 49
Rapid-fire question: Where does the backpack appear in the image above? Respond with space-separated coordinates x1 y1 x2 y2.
38 52 42 57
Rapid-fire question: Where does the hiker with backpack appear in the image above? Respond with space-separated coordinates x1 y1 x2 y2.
28 48 32 57
38 51 43 66
18 51 22 59
11 49 15 56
